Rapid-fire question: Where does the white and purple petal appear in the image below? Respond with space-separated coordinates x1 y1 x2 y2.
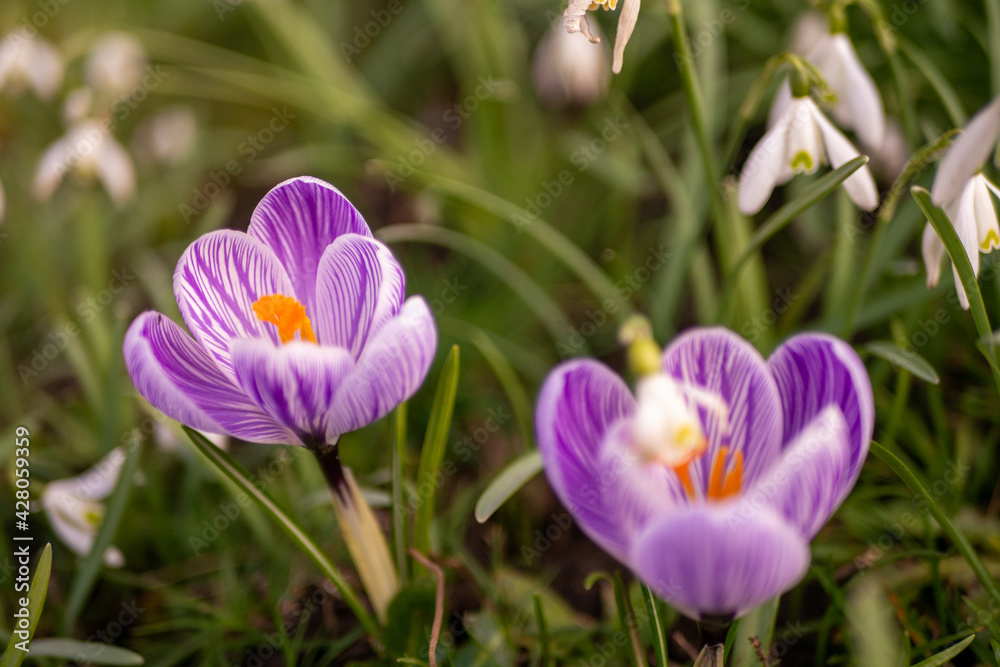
247 177 372 314
536 358 637 561
631 503 810 619
661 327 784 494
767 333 873 488
173 230 294 378
314 235 405 359
326 297 437 438
123 311 294 444
743 406 851 538
231 338 356 445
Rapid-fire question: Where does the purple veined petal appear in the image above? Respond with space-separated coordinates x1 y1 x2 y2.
742 406 852 539
313 235 405 359
595 422 690 559
124 311 295 444
767 333 874 486
230 338 356 445
631 503 810 619
327 297 437 438
174 229 295 379
661 327 784 496
536 359 637 562
247 176 373 315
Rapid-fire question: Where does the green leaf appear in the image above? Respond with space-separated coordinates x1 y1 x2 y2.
613 572 647 667
62 440 141 634
640 584 669 667
0 544 51 667
910 634 975 666
414 345 460 555
25 639 144 665
182 427 380 639
393 403 409 587
731 597 779 667
383 581 436 657
863 341 940 384
872 441 1000 607
911 186 1000 395
474 451 542 524
846 577 903 667
719 156 869 321
534 594 551 667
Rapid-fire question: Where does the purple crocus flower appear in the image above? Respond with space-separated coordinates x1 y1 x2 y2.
536 327 873 619
123 176 437 449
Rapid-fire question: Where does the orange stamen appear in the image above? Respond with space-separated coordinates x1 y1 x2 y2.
252 294 317 344
708 446 729 498
705 447 744 501
674 463 696 500
720 450 743 499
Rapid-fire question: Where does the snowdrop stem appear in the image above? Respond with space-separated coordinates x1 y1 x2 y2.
666 0 728 266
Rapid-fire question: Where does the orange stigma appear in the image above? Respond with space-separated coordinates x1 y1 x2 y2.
673 446 743 502
252 294 317 344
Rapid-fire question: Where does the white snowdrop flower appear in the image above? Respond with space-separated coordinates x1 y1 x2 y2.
0 32 64 100
923 97 1000 309
132 106 198 167
533 20 610 109
33 118 136 207
41 448 127 568
563 0 640 74
770 14 886 150
739 95 879 215
154 422 228 454
86 32 147 98
63 87 95 125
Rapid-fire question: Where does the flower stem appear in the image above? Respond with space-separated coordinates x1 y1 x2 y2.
666 0 729 293
305 435 348 503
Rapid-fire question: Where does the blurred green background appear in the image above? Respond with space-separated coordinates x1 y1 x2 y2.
3 0 1000 664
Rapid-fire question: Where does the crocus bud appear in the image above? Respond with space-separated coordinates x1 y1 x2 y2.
533 21 610 109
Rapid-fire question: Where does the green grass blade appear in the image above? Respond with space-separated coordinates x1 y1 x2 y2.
910 634 975 666
863 341 940 384
466 327 535 451
872 440 1000 607
899 38 967 126
393 402 409 588
534 593 550 667
24 639 144 665
640 584 669 667
0 544 51 667
912 186 1000 393
474 451 543 524
62 442 141 635
730 597 778 667
718 156 868 320
613 572 648 667
182 427 380 638
414 345 460 555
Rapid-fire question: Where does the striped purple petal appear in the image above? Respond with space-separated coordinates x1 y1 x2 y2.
231 338 356 445
326 297 437 437
536 359 636 562
313 235 405 359
173 230 294 379
247 177 372 315
741 406 851 539
631 503 810 619
123 311 294 444
767 333 873 493
661 327 784 495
